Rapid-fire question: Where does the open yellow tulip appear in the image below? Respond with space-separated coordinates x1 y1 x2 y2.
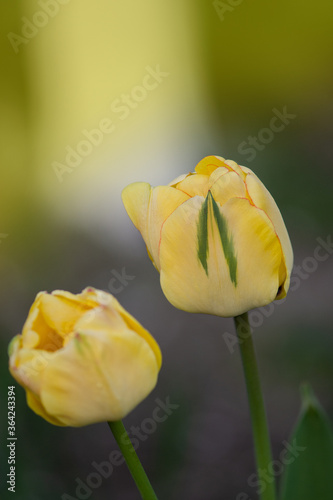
122 155 293 317
8 288 161 426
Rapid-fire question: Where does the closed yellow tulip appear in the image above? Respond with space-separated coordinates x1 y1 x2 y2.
8 288 161 426
122 155 293 317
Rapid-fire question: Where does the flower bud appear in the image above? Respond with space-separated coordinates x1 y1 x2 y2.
122 155 293 317
8 288 161 426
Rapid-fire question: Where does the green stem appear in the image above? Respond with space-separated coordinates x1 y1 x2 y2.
234 312 277 500
108 420 158 500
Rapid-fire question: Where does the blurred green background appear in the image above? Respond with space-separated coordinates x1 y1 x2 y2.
1 1 333 499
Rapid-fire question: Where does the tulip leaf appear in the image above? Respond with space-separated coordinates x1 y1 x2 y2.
209 191 237 286
197 194 209 275
279 384 333 500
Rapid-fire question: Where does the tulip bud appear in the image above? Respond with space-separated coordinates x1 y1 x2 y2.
8 288 161 426
122 155 293 317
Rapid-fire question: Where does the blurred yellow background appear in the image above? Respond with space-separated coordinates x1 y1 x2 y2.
2 0 333 234
1 1 333 498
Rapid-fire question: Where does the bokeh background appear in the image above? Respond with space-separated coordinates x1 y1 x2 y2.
1 1 333 499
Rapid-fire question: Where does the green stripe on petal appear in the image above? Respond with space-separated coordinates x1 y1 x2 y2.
196 191 238 285
197 195 209 275
73 333 86 354
208 191 237 286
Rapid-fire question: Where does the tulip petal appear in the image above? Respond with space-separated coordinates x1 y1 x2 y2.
109 296 162 369
244 171 293 295
210 170 247 206
160 196 283 317
121 182 152 243
168 173 189 186
21 291 98 352
53 289 100 309
9 347 52 394
74 296 161 369
208 166 231 186
26 390 65 426
173 173 210 197
22 295 53 350
40 327 159 426
39 293 93 341
194 155 228 176
224 159 246 178
74 302 128 336
122 182 189 269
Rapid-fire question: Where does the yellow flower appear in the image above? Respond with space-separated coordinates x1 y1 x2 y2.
122 155 293 317
8 288 161 426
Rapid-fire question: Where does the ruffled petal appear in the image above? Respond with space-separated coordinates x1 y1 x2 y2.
39 292 94 341
194 155 228 176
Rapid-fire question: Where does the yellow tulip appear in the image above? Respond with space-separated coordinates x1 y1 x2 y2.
122 155 293 317
8 288 161 426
